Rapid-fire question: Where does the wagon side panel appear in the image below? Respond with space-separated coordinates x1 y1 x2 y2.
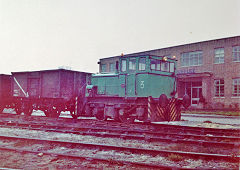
12 73 28 98
41 71 60 98
60 70 74 100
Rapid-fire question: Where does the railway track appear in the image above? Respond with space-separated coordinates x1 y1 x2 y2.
0 133 239 169
1 111 240 136
0 112 239 146
0 112 239 169
0 120 239 148
0 134 239 162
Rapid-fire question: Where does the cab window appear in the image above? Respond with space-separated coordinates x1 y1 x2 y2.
151 59 161 71
150 59 156 70
161 62 169 72
121 59 127 72
129 58 136 72
170 62 175 72
156 61 161 70
139 58 146 71
101 64 106 72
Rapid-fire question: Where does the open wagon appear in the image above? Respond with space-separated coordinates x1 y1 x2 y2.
12 69 91 118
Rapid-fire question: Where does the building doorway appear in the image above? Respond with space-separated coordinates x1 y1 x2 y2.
185 82 202 106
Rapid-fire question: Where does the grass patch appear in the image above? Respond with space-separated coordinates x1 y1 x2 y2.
182 110 240 116
167 154 184 162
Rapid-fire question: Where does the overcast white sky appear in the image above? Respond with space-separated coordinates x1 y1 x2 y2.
0 0 239 74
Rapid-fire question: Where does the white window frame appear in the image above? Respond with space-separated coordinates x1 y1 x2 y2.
214 79 224 97
109 63 115 72
129 58 136 72
170 62 175 73
214 48 224 64
138 57 146 71
121 60 127 72
181 51 203 67
161 62 169 72
233 46 240 62
232 78 240 97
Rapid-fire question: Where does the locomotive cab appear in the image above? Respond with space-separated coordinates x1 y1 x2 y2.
118 55 177 98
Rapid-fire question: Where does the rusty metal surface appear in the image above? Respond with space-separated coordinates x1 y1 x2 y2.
12 69 90 100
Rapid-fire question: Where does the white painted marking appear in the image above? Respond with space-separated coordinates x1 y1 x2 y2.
140 81 144 89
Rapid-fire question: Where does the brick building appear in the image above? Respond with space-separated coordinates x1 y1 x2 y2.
98 36 240 109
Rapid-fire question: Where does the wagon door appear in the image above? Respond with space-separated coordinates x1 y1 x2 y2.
28 78 40 97
28 72 40 97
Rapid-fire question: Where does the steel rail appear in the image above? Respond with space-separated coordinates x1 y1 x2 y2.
0 122 238 148
0 121 239 143
0 146 186 170
0 112 239 136
181 113 240 119
0 135 239 162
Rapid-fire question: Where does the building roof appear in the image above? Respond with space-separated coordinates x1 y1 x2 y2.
100 35 240 60
11 68 92 74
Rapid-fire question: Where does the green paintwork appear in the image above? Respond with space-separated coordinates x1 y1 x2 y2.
87 55 177 98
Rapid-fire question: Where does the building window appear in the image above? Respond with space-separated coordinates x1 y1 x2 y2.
233 46 240 62
121 59 127 72
101 64 106 72
233 78 240 97
139 57 146 71
129 58 136 72
181 51 203 67
109 63 115 72
214 79 224 97
214 48 224 64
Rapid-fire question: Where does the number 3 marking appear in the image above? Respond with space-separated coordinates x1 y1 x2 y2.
140 81 144 89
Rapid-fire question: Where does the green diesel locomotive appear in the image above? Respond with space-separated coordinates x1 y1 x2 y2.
75 55 190 123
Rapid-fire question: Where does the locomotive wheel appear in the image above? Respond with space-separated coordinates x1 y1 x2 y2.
46 106 61 118
95 110 105 120
51 110 61 118
43 110 50 117
51 108 61 118
93 108 106 121
24 104 33 116
15 105 22 115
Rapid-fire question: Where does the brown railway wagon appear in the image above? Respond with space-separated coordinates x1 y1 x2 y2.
11 69 91 118
0 74 12 112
